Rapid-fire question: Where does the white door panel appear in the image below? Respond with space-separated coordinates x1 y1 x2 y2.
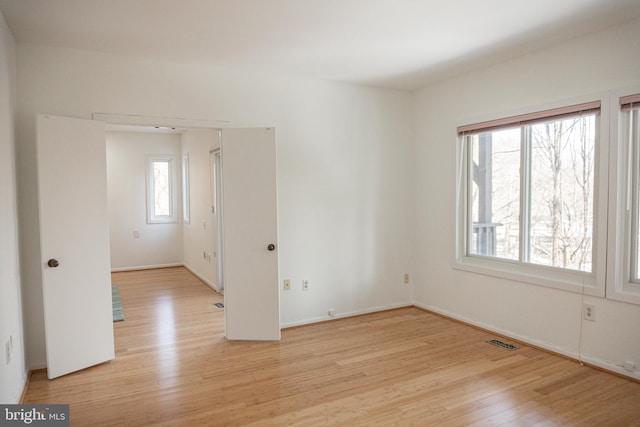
37 115 115 379
221 128 280 340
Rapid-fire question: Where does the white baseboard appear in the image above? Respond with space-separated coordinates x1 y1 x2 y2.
182 263 219 292
281 302 412 329
579 353 640 380
413 302 640 381
111 263 183 272
13 369 29 404
28 361 47 371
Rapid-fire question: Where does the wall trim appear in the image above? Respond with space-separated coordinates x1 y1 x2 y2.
111 263 183 272
28 361 46 371
413 302 640 381
281 302 412 329
93 112 230 128
183 263 219 292
18 370 32 404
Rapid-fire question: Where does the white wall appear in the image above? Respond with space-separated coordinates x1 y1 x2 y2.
413 18 640 379
106 131 183 270
181 130 220 290
15 44 414 367
0 10 26 403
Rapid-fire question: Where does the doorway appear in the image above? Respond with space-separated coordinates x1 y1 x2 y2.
102 122 281 340
105 127 186 273
38 114 281 378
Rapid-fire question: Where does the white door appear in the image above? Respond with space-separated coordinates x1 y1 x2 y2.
36 115 115 379
221 128 280 340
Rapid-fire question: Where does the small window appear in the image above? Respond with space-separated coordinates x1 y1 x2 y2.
147 155 177 223
457 100 605 294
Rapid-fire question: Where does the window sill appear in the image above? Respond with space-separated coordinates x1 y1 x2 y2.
454 255 604 297
606 281 640 305
147 218 178 224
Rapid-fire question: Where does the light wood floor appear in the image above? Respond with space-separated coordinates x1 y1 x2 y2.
23 267 640 426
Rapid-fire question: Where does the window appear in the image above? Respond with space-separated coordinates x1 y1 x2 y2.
607 92 640 304
627 97 640 283
147 155 178 223
457 101 606 294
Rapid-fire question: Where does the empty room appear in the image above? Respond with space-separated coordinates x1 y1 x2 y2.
1 0 639 425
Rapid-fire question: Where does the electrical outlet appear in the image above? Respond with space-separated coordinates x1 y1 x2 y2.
328 308 335 317
302 280 309 290
133 229 140 238
403 273 410 284
283 279 291 291
5 340 10 365
583 304 596 322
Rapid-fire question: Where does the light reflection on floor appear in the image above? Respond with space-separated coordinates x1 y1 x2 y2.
155 295 178 384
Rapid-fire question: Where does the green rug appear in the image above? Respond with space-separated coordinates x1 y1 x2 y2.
112 284 124 322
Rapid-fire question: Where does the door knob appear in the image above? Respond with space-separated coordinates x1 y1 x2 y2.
267 244 276 251
47 259 59 268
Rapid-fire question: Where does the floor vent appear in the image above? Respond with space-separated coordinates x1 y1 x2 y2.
213 302 224 309
486 339 518 350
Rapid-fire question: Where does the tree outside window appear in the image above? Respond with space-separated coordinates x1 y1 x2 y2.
467 113 597 272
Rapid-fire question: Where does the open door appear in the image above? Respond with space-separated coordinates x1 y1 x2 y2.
221 128 280 340
36 115 115 379
211 149 224 293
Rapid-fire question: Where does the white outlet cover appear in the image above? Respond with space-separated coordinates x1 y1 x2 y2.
583 304 596 321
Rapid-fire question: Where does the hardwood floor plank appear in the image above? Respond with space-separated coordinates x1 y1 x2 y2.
21 267 640 425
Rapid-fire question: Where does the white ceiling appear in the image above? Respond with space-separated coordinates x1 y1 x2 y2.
0 0 639 90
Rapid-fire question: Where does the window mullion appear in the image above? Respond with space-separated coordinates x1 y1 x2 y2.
167 159 174 217
520 126 532 264
466 135 474 257
631 110 640 282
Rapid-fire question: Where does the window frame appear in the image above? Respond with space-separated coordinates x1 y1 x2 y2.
182 152 190 224
455 95 609 297
606 87 640 304
146 154 178 224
